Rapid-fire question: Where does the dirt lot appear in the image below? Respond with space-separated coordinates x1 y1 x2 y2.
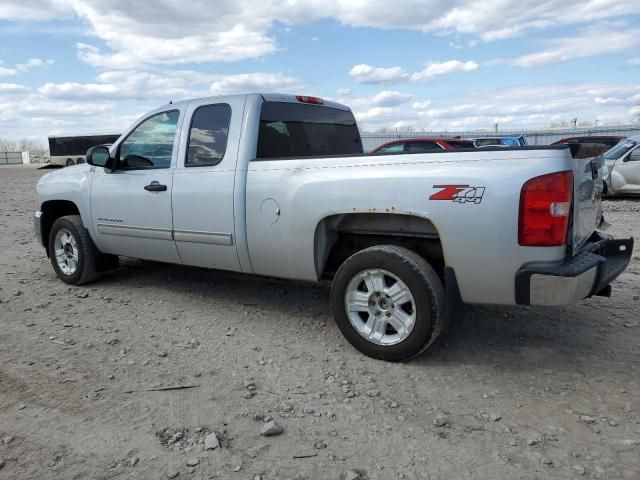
1 164 639 480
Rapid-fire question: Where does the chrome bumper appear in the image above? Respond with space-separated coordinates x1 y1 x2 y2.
34 211 44 247
515 234 633 306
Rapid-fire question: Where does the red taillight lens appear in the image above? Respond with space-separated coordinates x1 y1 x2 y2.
519 171 573 246
296 95 324 105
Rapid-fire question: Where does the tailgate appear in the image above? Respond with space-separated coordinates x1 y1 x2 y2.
569 144 605 254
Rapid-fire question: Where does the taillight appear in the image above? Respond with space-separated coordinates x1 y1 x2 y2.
519 171 573 246
296 95 324 105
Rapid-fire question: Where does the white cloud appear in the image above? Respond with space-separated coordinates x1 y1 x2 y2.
371 90 412 107
412 101 431 109
0 57 54 76
208 73 304 95
0 0 638 68
38 70 304 101
0 66 16 76
16 58 54 72
411 60 479 82
0 83 29 94
349 60 478 85
41 69 209 101
0 1 71 20
353 83 640 131
514 26 640 68
337 88 352 96
627 58 640 66
348 64 409 85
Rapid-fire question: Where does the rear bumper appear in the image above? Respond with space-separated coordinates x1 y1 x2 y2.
515 234 633 306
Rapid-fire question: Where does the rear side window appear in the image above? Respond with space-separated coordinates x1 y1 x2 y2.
474 138 501 147
186 104 231 166
406 141 441 153
256 102 362 159
447 140 474 149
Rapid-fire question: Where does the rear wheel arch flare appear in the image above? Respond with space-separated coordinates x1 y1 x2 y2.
314 212 443 278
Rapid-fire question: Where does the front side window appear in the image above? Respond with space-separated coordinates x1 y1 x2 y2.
119 110 180 168
186 104 231 166
256 102 362 159
377 143 404 153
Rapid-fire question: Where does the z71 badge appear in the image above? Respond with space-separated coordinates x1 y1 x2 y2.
430 185 485 204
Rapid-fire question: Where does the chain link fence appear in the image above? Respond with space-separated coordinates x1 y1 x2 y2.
361 124 640 152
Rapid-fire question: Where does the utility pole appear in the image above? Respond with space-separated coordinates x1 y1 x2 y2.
494 122 498 134
572 117 577 128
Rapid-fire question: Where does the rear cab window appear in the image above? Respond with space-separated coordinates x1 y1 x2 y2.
256 101 363 159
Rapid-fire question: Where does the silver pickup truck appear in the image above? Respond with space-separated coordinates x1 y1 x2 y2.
35 93 633 361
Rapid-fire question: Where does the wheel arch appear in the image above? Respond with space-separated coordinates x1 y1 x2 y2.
41 200 81 256
314 213 444 279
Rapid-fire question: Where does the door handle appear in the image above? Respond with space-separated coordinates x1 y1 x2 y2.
144 181 167 192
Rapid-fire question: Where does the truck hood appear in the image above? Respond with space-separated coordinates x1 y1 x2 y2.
37 164 93 200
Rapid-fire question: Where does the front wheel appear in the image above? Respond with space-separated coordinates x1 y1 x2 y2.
48 215 102 285
65 158 75 166
331 245 445 362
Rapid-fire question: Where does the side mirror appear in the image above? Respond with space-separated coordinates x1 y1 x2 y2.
86 145 115 172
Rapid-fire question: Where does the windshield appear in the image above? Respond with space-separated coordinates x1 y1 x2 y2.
604 139 637 160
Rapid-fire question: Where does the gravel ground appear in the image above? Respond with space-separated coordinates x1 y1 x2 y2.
1 164 639 480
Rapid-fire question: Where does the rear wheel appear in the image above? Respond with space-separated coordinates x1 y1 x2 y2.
331 245 445 361
76 158 85 164
65 158 75 166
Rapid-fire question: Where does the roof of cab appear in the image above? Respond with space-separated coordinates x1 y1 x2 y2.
156 93 351 112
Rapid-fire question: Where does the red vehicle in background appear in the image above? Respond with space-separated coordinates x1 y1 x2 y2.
371 138 474 154
550 136 624 149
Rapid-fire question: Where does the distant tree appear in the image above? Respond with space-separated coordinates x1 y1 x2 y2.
19 138 47 156
0 138 17 153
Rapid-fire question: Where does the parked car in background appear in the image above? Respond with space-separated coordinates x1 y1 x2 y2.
551 136 624 150
371 138 474 154
472 135 528 148
48 134 121 167
602 136 640 196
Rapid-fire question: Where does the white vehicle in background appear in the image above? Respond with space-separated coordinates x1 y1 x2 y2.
48 134 121 167
602 137 640 196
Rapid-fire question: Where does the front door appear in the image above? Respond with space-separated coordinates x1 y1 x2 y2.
616 148 640 191
171 97 244 271
90 109 183 263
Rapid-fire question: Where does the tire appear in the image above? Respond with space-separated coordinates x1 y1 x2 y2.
76 158 85 164
331 245 445 362
65 158 75 166
48 215 101 285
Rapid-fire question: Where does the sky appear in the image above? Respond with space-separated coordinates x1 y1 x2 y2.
0 0 639 143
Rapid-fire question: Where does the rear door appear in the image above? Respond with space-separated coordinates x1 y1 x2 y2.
90 109 182 262
615 147 640 189
171 97 245 271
